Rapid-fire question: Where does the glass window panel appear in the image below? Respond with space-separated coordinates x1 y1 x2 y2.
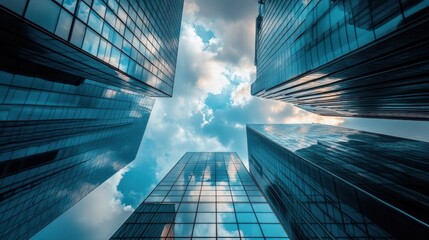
238 224 263 237
163 196 181 202
145 196 164 202
178 203 197 212
55 9 73 40
217 203 234 212
0 0 27 14
236 213 257 223
217 223 240 237
25 0 61 32
82 28 100 56
217 195 233 202
234 203 253 212
198 203 215 212
256 212 278 223
119 54 129 72
175 213 195 223
92 0 106 17
70 20 86 47
170 224 193 237
217 213 236 223
63 0 77 13
252 203 271 212
260 224 288 237
88 10 103 33
196 212 216 223
110 46 120 67
193 224 216 237
232 195 249 202
199 196 215 202
77 1 90 22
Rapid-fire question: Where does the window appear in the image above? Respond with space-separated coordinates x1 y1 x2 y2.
70 20 86 47
55 10 73 40
25 0 61 33
82 28 100 56
0 0 27 15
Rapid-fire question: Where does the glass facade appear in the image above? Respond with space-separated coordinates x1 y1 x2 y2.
0 0 184 96
111 152 289 239
0 70 154 239
0 0 183 238
247 124 429 239
252 0 429 120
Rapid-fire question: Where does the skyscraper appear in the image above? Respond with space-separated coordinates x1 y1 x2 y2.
253 0 429 120
0 0 184 238
247 124 429 239
111 152 289 239
0 0 183 97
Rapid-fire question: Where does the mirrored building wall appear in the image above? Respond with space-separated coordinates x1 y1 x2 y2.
252 0 429 120
247 124 429 239
0 70 154 239
111 152 289 239
0 0 184 96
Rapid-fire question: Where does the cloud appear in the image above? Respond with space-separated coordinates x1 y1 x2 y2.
32 167 134 240
231 82 252 107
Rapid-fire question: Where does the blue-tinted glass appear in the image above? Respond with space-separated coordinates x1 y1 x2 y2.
252 203 271 212
178 203 197 212
0 0 26 14
88 10 103 33
82 29 100 56
198 203 215 212
92 0 106 17
217 223 239 237
196 212 215 223
175 213 195 223
217 203 234 212
238 224 263 237
193 224 216 237
55 10 73 40
63 0 77 13
234 203 253 212
260 224 288 237
171 224 193 237
255 212 278 223
119 54 130 72
236 213 257 223
217 212 236 223
77 1 90 22
25 0 60 32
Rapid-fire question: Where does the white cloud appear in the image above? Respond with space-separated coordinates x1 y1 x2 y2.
231 82 252 107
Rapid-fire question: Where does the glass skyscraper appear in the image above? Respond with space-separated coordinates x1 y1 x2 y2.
111 152 289 239
253 0 429 120
0 0 184 239
247 124 429 239
0 0 183 96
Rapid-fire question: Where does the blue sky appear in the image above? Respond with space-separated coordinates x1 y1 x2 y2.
32 0 429 239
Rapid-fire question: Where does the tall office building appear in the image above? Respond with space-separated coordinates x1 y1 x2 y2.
0 0 184 239
111 152 289 239
0 0 183 97
253 0 429 120
247 124 429 239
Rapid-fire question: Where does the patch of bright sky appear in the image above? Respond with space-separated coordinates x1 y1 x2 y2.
194 24 215 44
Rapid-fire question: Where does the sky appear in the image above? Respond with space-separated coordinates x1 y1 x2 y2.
32 0 429 239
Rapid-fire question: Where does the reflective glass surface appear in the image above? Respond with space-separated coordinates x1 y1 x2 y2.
111 152 289 239
252 0 429 120
0 0 184 96
247 124 429 239
0 70 154 239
